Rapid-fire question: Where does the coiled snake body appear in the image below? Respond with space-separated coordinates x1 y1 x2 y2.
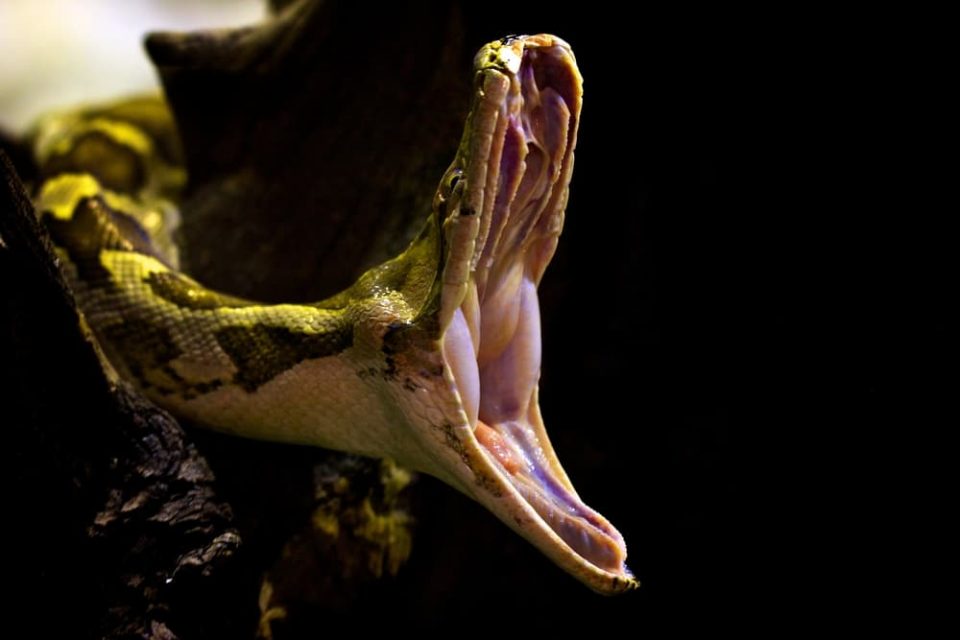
31 35 635 594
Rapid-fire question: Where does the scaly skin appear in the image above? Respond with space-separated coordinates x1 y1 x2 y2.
31 34 637 594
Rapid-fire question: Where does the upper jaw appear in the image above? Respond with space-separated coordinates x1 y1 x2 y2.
427 35 637 594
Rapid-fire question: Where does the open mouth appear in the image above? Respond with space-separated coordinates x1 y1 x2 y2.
439 36 634 589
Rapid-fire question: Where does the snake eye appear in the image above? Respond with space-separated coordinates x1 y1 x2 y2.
442 168 463 198
435 167 464 215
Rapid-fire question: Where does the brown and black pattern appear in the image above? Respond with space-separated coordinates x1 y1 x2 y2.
91 97 183 167
99 317 228 400
215 323 354 392
43 201 114 284
145 271 255 311
41 130 147 194
99 317 184 396
45 196 170 284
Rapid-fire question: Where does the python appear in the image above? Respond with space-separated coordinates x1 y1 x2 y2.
30 34 636 594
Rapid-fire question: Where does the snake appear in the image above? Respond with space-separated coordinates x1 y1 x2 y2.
28 34 636 594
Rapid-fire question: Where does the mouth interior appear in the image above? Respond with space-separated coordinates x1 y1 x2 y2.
441 45 629 575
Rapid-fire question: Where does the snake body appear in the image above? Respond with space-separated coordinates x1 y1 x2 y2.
30 35 636 594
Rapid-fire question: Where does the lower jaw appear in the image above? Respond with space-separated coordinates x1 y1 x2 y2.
441 282 630 576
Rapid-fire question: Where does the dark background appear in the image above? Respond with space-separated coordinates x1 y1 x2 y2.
5 1 926 635
375 5 912 633
447 8 933 633
367 5 759 632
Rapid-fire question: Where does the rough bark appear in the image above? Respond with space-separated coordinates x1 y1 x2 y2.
146 0 470 302
2 2 440 635
2 150 244 638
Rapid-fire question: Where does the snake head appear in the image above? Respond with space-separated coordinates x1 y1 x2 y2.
384 35 637 595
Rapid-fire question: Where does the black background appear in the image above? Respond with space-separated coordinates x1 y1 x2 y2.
368 5 924 633
356 5 774 633
5 2 929 635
